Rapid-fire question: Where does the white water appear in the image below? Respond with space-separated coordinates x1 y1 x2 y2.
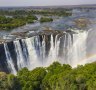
4 43 17 75
41 35 46 62
47 34 56 65
14 40 26 70
67 31 88 67
21 39 29 66
25 37 41 70
46 34 60 66
4 29 96 74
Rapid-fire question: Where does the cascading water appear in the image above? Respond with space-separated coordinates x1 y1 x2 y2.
25 37 41 70
14 40 26 70
4 43 17 75
21 39 29 66
66 31 88 67
41 35 46 63
0 29 94 74
47 34 57 64
46 34 60 65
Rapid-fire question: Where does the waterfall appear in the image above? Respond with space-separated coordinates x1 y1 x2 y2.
25 37 41 70
41 35 46 62
21 39 29 66
55 34 60 60
48 34 56 63
14 40 26 70
1 30 91 74
47 34 60 65
66 31 88 67
4 43 17 75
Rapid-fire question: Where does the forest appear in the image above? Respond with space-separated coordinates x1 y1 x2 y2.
40 17 53 23
0 62 96 90
0 9 72 30
0 15 38 30
0 9 72 16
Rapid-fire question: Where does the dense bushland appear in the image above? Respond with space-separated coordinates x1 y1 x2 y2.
0 9 72 16
0 62 96 90
0 9 72 30
0 15 38 30
40 17 53 23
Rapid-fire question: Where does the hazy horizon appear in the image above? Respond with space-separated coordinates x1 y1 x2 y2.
0 0 96 7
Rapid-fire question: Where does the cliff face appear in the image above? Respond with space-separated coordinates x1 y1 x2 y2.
0 29 88 74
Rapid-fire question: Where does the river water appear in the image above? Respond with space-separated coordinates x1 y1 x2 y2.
1 8 96 74
0 8 96 38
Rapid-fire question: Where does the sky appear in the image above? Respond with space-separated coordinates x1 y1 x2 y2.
0 0 96 6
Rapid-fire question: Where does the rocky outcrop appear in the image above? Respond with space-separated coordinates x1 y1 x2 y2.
74 18 91 28
11 31 28 37
0 29 78 44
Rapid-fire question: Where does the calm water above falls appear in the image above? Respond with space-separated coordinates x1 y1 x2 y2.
1 9 96 36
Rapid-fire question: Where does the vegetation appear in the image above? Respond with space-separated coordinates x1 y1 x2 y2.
0 62 96 90
40 17 53 23
26 15 38 24
0 15 53 30
0 9 72 30
0 15 38 30
0 9 72 16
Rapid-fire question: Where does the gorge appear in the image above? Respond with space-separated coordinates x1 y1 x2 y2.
0 8 96 75
0 28 95 75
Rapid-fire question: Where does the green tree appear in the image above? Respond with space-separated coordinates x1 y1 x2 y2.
40 17 53 23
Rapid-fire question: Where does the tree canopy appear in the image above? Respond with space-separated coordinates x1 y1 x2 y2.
0 62 96 90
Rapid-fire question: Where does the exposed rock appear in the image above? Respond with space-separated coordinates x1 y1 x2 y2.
11 31 28 37
0 29 78 44
0 39 6 44
74 18 91 28
0 39 13 44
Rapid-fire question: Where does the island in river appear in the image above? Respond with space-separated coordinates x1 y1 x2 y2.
0 9 72 31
